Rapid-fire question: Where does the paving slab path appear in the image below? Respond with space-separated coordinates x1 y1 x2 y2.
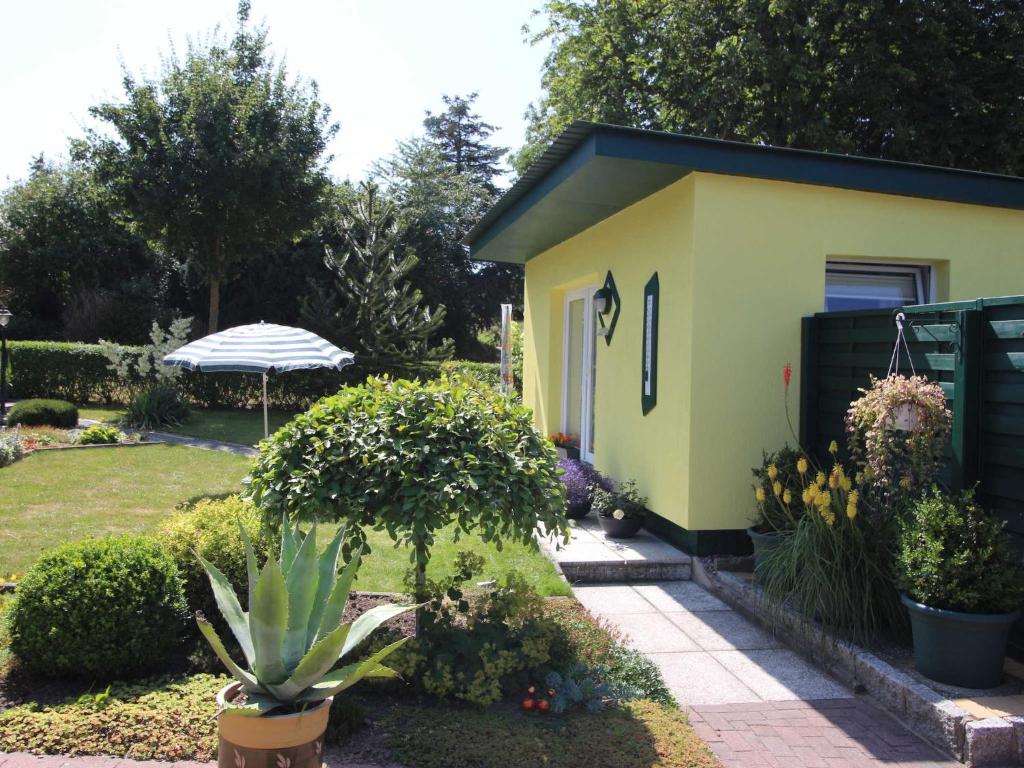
573 581 959 768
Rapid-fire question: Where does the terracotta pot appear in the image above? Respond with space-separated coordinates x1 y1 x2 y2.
216 682 332 768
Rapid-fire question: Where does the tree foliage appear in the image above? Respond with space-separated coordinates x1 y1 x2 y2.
518 0 1024 175
301 182 452 371
85 1 336 332
377 94 523 355
245 376 569 596
0 158 157 341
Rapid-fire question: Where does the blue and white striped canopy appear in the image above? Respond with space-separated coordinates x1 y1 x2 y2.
162 322 354 374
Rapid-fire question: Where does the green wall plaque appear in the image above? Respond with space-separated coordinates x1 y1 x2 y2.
642 273 659 415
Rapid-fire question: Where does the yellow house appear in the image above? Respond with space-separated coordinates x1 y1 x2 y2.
466 122 1024 554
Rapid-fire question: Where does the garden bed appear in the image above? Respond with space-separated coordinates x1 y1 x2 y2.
695 557 1024 766
0 596 715 768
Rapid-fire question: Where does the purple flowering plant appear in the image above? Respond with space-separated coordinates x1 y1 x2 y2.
558 458 609 519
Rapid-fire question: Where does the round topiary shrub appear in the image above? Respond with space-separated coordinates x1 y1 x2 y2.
247 375 569 596
6 398 79 428
158 495 274 621
8 535 189 680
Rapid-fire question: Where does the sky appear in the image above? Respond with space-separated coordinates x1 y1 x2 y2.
0 0 549 187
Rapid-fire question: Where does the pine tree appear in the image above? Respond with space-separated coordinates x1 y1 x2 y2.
301 183 452 372
423 93 507 194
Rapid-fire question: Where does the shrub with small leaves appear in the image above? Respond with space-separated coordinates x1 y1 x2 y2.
559 458 608 518
0 431 24 468
592 479 647 521
6 398 78 428
247 376 569 595
157 496 274 624
391 553 560 706
9 535 189 679
897 487 1024 614
76 424 124 445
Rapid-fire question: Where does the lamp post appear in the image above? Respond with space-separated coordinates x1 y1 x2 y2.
0 308 11 422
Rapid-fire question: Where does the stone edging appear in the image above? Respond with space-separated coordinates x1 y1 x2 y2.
29 441 164 452
692 558 1024 767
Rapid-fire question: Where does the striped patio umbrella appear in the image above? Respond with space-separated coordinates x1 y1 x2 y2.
162 322 354 439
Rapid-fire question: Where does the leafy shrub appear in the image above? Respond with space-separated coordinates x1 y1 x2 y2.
123 384 190 430
543 665 615 713
7 398 78 428
76 424 123 445
9 535 189 679
8 341 133 403
438 360 501 388
592 479 647 521
0 432 25 467
846 374 951 506
391 552 560 706
897 487 1024 614
157 496 274 623
247 376 568 594
559 458 608 518
750 446 806 532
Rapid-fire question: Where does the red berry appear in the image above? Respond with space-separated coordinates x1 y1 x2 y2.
522 698 536 712
537 699 551 713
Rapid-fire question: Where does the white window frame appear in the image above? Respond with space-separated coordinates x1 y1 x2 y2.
825 261 932 312
561 286 598 464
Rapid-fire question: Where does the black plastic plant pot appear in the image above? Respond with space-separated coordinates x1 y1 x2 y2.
566 501 590 520
746 527 783 572
599 514 643 539
564 446 581 460
901 593 1019 689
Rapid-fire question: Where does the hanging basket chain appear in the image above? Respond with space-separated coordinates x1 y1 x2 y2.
888 312 917 378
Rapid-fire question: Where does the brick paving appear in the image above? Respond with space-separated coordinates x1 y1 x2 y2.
687 699 959 767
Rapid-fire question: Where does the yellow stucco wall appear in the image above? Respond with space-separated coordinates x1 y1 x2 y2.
523 176 696 527
523 170 1024 535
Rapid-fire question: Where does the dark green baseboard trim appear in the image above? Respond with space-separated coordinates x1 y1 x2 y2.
643 511 752 557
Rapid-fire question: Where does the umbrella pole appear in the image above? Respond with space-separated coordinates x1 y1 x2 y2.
262 372 269 440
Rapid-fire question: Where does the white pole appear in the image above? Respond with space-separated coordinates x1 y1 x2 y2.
262 372 269 440
499 303 513 395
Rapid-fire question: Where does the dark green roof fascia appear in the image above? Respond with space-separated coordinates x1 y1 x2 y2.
467 121 1024 263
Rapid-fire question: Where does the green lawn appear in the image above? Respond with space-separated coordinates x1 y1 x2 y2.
0 445 569 595
78 406 297 446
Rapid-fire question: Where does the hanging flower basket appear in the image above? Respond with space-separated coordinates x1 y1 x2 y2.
892 401 923 432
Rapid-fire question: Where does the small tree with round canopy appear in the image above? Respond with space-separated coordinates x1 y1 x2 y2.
244 376 569 599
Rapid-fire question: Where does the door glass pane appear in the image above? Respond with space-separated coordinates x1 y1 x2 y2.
825 268 921 311
565 298 584 442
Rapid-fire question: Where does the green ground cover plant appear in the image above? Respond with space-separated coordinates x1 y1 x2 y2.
76 424 123 444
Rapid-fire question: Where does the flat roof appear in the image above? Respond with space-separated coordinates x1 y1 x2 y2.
466 121 1024 264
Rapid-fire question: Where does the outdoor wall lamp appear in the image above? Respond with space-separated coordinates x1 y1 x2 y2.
0 308 10 328
595 271 620 344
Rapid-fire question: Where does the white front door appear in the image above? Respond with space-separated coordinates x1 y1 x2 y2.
561 286 597 464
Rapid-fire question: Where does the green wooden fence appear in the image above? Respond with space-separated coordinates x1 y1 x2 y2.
800 296 1024 541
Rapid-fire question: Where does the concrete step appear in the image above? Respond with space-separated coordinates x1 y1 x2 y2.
538 516 692 584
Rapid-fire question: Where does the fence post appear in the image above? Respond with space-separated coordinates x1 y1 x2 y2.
799 316 819 455
950 309 983 491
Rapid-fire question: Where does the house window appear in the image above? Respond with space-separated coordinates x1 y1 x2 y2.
825 262 930 312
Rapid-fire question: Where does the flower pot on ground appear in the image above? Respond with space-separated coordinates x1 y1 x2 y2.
559 458 608 520
896 487 1024 689
900 594 1018 689
197 517 416 768
593 479 646 539
748 446 805 571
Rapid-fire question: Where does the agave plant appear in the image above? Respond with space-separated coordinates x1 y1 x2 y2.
197 517 415 714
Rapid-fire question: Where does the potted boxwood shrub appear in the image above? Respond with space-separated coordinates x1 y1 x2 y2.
896 487 1024 689
559 458 607 520
748 446 805 569
593 479 646 538
197 518 416 768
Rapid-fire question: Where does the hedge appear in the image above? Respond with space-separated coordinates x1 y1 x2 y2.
8 340 506 409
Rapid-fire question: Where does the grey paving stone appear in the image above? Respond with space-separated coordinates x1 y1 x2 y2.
711 649 853 702
601 611 701 653
632 581 731 613
655 652 762 705
571 584 652 614
667 610 781 651
552 541 624 563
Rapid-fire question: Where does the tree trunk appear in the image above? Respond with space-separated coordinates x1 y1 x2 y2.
208 276 221 334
